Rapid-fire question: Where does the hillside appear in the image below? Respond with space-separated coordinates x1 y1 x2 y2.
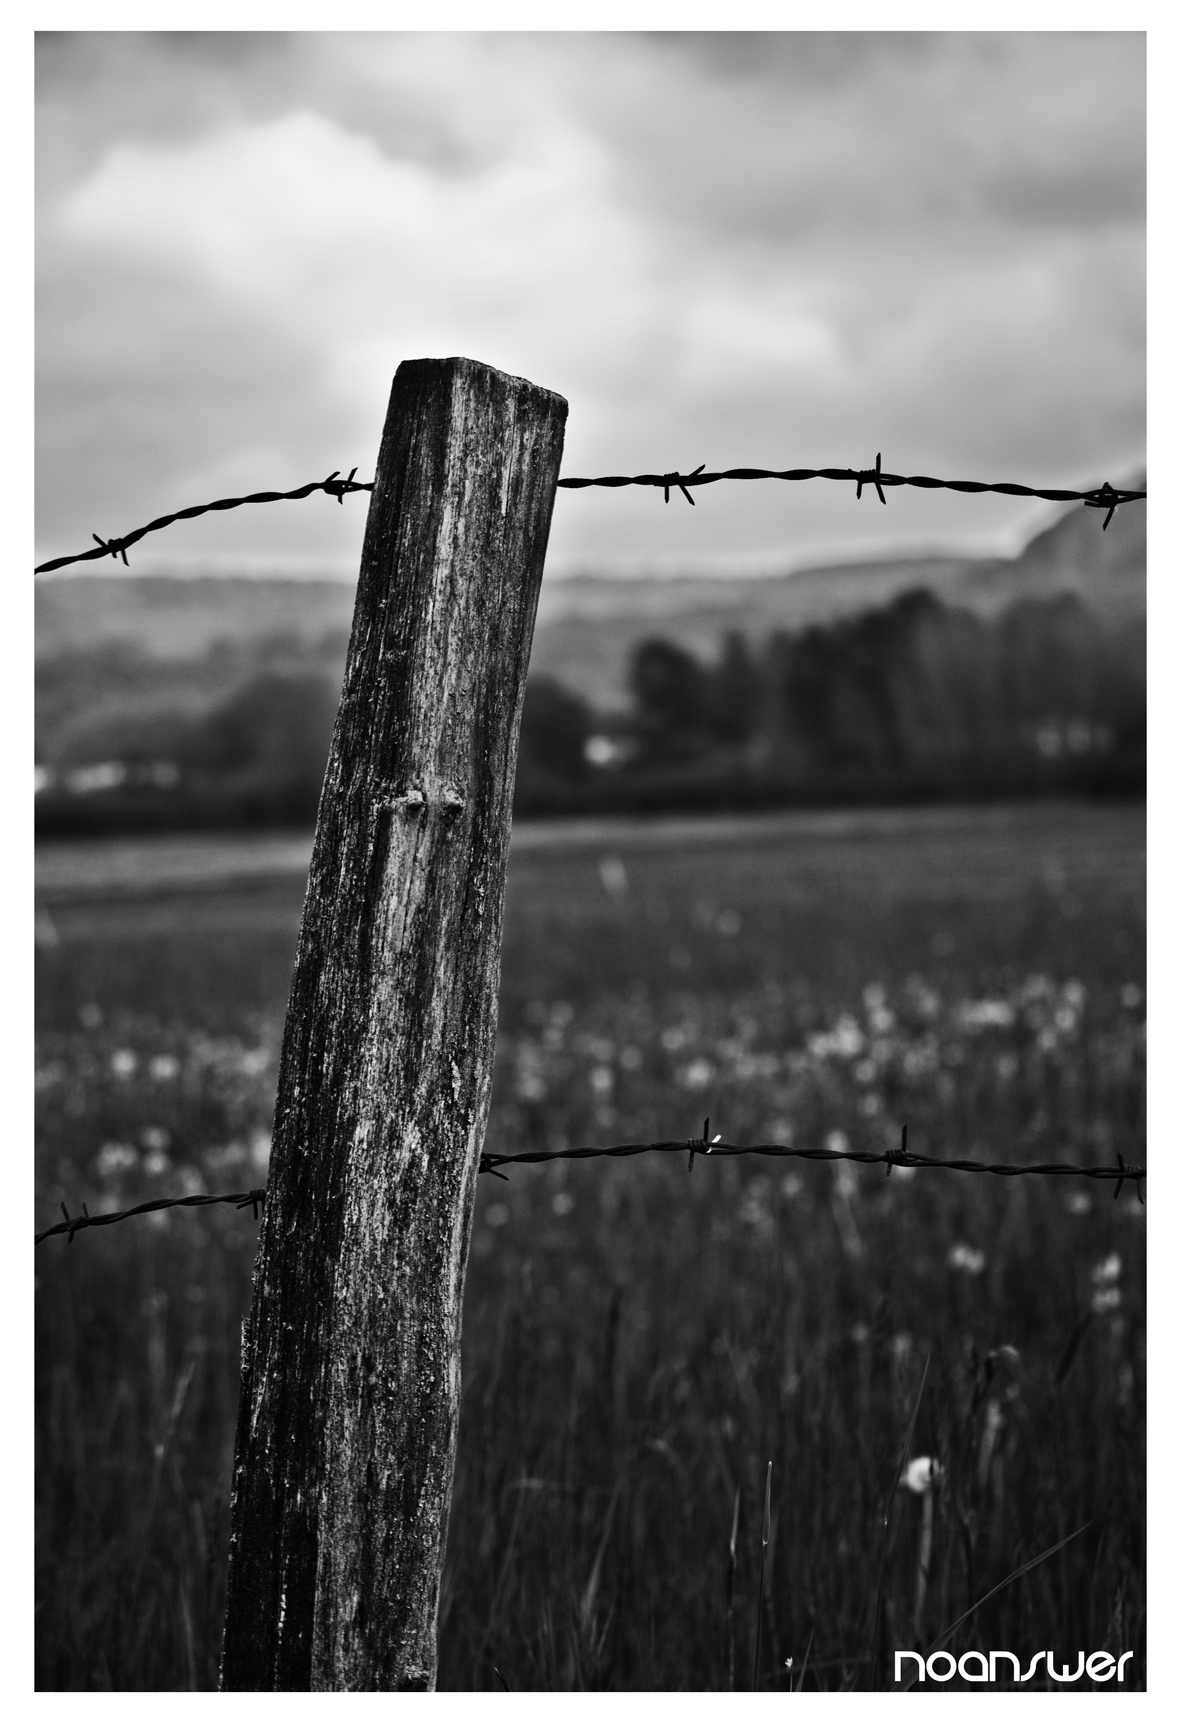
35 485 1146 716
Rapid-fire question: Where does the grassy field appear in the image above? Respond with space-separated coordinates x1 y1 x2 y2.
34 800 1146 1690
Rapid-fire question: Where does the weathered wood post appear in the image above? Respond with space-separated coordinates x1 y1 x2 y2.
219 357 567 1691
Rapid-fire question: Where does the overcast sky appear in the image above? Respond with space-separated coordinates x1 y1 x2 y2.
35 30 1145 579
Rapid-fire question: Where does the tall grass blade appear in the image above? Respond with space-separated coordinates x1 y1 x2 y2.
867 1350 929 1687
726 1485 741 1691
751 1461 771 1690
900 1521 1092 1691
793 1624 815 1693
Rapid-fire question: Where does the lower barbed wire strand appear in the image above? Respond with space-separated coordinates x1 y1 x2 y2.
477 1139 1144 1182
34 1139 1145 1243
35 1188 267 1245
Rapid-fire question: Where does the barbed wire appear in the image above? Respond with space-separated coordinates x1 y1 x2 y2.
35 1188 266 1246
34 1125 1144 1245
33 460 1145 575
478 1121 1146 1199
33 470 371 576
556 460 1145 530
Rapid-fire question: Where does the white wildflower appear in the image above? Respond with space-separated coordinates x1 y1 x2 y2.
904 1457 941 1495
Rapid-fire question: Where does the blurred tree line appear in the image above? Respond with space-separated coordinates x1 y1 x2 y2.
513 588 1144 811
35 589 1143 835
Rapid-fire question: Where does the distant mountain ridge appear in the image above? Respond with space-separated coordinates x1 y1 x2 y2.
36 488 1145 713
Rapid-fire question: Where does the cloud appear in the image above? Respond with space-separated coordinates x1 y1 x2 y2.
35 32 1144 575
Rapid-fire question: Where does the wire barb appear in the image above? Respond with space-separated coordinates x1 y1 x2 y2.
855 453 887 505
1083 480 1127 531
661 464 705 505
92 533 130 567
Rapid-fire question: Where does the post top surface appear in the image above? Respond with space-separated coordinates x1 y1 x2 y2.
392 355 567 416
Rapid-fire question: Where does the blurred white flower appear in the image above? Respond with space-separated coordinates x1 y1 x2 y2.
140 1125 170 1152
1091 1287 1122 1315
552 1192 574 1217
1065 1191 1092 1216
834 1161 859 1201
589 1065 614 1097
904 1457 941 1494
957 1000 1016 1031
661 1025 689 1053
1120 983 1143 1010
825 1130 850 1156
485 1202 510 1228
95 1141 138 1178
863 983 896 1035
716 909 742 936
205 1142 246 1174
619 1045 643 1071
249 1130 272 1173
739 1183 773 1231
1091 1253 1122 1286
948 1242 986 1275
904 977 941 1019
831 1015 864 1058
679 1057 714 1090
110 1048 137 1078
148 1053 180 1081
598 855 628 900
902 1038 939 1079
780 1172 803 1199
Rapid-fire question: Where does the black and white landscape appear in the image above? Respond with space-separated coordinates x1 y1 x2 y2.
35 31 1146 1694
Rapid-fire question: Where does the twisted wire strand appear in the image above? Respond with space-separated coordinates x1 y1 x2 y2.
34 471 372 575
557 465 1145 530
36 1188 267 1246
35 1137 1144 1244
33 463 1145 574
478 1137 1146 1194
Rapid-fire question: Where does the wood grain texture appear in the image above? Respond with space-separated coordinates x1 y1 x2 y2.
219 357 567 1690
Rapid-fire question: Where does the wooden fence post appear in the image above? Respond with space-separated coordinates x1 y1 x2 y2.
219 357 567 1691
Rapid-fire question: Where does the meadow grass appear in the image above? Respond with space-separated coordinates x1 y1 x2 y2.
34 801 1146 1689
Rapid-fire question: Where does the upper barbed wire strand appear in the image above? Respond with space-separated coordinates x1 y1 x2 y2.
33 465 1146 575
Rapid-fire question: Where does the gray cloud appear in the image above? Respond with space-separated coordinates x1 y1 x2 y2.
35 31 1144 576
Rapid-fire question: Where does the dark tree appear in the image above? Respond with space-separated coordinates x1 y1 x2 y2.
629 637 710 761
516 674 592 785
709 631 762 747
